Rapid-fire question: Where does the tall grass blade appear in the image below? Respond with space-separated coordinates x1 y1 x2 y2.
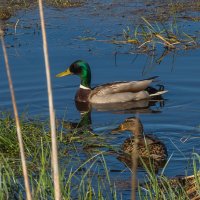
0 30 32 200
38 1 61 199
141 17 156 33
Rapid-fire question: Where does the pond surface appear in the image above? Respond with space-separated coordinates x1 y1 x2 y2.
0 1 200 199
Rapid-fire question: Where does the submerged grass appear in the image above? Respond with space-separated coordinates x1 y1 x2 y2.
0 0 83 20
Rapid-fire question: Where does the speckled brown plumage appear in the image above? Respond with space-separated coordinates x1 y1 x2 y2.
144 173 200 199
112 117 167 172
122 134 167 161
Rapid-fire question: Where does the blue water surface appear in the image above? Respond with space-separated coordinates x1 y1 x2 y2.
0 1 200 198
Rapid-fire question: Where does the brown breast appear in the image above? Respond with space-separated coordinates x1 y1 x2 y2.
75 88 91 103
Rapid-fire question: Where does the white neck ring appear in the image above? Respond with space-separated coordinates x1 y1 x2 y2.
80 84 91 90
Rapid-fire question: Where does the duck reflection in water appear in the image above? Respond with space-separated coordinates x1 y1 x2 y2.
60 98 166 158
64 96 165 132
62 97 167 154
112 117 168 173
75 93 165 114
62 101 92 135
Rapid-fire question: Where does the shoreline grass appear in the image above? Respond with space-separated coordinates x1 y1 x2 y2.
0 112 118 199
0 112 200 199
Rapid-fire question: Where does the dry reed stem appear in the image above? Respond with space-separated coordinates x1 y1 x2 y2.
131 135 139 200
38 0 61 199
131 113 139 200
0 30 32 200
155 33 175 48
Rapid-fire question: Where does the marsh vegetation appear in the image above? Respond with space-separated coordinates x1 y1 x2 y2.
0 0 200 199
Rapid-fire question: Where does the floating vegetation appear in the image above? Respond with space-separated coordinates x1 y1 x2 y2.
2 0 84 10
137 0 200 22
0 8 12 20
0 0 84 23
45 0 84 8
78 16 199 65
120 17 198 53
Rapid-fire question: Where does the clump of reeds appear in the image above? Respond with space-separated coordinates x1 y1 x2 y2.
78 16 199 65
121 17 198 53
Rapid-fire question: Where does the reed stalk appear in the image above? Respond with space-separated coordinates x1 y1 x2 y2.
38 0 61 199
0 30 32 200
131 114 139 200
131 130 138 200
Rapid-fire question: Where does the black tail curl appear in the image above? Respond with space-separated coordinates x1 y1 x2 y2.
145 84 165 95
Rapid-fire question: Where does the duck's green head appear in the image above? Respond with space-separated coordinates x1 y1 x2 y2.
56 60 91 88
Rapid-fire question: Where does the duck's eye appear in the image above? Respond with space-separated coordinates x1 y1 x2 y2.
70 64 82 74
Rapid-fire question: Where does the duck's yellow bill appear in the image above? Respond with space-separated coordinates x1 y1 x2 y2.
56 68 71 77
111 124 124 134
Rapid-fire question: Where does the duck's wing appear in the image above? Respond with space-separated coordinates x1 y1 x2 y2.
89 77 162 104
92 76 158 96
90 91 151 103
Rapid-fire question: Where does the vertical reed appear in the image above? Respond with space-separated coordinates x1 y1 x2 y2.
131 134 138 200
38 0 61 199
131 114 139 200
0 30 32 200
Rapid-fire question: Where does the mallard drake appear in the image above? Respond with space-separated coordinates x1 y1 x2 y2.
56 60 167 104
112 117 167 169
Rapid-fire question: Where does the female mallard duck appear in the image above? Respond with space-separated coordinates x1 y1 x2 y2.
163 173 200 199
112 117 167 170
144 173 200 199
56 60 167 104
